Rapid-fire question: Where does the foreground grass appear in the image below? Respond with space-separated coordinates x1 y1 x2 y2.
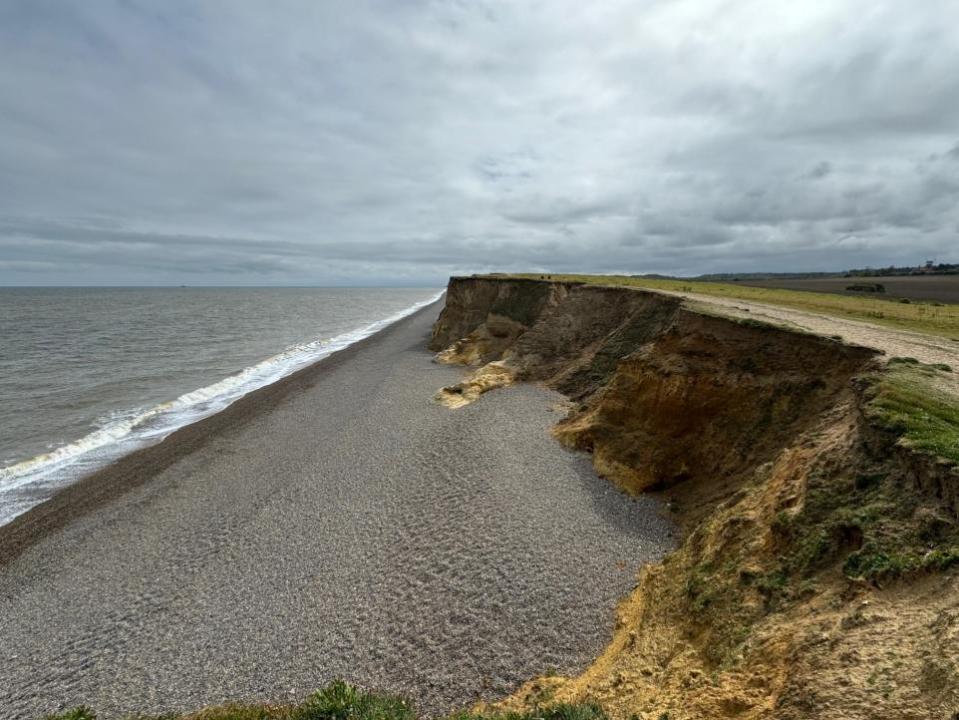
42 681 607 720
503 274 959 340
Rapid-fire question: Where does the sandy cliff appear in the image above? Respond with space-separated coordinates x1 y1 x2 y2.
430 276 959 720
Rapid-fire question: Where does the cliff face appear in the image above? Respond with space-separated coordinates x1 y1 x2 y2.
429 278 573 356
431 279 679 397
433 278 874 493
430 276 959 720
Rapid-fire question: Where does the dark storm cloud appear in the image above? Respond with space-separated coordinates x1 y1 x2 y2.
1 0 958 285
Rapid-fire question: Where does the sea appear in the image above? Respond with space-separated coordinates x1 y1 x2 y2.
0 287 442 525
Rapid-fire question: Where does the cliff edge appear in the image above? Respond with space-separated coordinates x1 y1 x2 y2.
430 276 959 720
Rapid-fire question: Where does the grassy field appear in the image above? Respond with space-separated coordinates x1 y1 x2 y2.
738 274 959 304
506 274 959 340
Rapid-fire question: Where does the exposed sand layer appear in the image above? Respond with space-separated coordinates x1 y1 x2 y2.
0 302 675 719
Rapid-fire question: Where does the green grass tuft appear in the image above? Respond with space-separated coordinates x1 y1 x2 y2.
44 710 97 720
294 680 414 720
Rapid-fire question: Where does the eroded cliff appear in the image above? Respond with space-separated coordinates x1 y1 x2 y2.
431 276 959 720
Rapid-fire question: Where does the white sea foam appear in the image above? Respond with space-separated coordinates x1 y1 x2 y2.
0 291 443 525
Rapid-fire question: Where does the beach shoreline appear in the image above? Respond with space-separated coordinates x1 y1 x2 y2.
0 296 674 719
0 299 444 569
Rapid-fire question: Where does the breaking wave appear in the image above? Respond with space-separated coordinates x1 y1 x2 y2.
0 291 443 525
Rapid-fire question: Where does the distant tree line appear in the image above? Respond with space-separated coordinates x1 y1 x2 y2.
844 263 959 277
633 263 959 282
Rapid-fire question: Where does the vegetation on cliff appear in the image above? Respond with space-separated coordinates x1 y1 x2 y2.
864 357 959 464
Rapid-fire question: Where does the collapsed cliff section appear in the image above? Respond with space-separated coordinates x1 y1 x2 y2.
431 276 959 719
429 277 574 363
431 279 684 408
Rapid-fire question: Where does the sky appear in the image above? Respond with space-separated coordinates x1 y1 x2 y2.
1 0 958 286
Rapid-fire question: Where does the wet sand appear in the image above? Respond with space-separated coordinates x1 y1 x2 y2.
0 301 675 719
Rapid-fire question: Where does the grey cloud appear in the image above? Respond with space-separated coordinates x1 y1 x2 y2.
1 0 958 285
808 162 833 180
502 197 630 226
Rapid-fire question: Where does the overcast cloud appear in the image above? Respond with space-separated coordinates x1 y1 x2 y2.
1 0 958 285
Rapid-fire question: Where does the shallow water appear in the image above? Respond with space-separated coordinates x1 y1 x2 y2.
0 287 440 523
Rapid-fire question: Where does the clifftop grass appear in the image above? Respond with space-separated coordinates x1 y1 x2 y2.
501 274 959 340
42 681 607 720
